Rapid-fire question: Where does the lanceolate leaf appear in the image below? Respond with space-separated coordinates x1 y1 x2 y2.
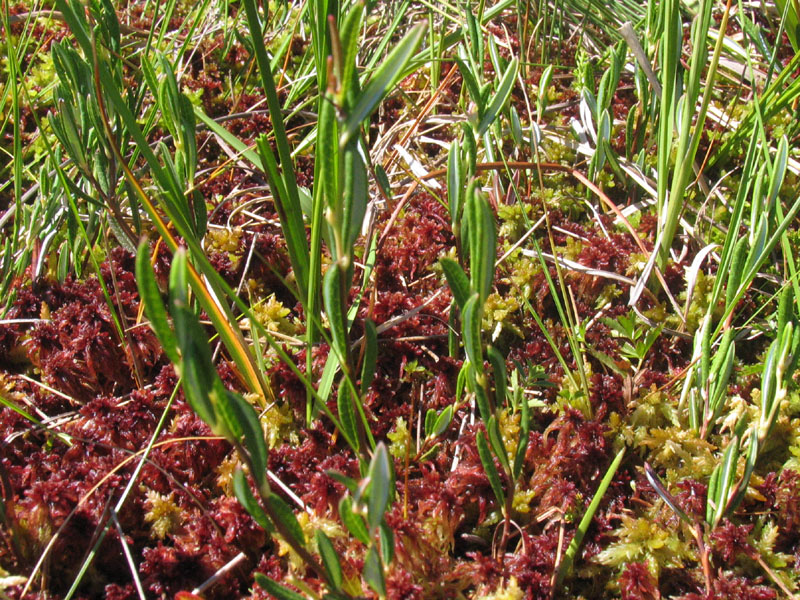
440 257 471 310
339 496 370 545
315 530 343 589
220 390 268 491
363 545 386 598
361 318 378 395
367 443 393 531
513 382 531 479
455 56 483 114
266 493 305 546
338 385 359 454
135 240 178 365
463 294 484 372
338 1 366 104
170 254 217 429
378 521 395 565
557 448 626 588
432 405 454 438
256 134 309 296
233 468 272 532
466 190 496 303
209 381 243 441
254 574 306 600
241 0 302 221
324 264 349 363
487 345 507 408
425 409 437 438
447 139 463 228
341 23 426 147
487 416 510 472
477 58 519 136
342 139 369 255
476 430 505 509
474 380 493 424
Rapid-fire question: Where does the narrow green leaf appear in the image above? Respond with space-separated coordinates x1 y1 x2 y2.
233 468 272 532
338 385 359 454
378 520 395 565
474 382 493 424
466 190 495 302
712 436 741 526
338 1 366 103
315 530 343 589
710 341 735 422
510 105 523 147
487 416 510 472
727 431 759 515
256 135 309 296
513 379 531 479
556 448 626 588
424 409 437 438
339 496 370 544
487 345 507 408
725 237 748 310
324 265 349 362
760 341 779 419
53 0 91 54
537 67 553 117
342 140 369 254
448 300 459 358
440 257 471 310
211 381 243 441
170 282 217 427
477 58 518 136
222 390 268 491
767 136 789 205
776 0 800 51
432 405 453 438
341 23 426 147
462 124 477 178
135 241 179 365
318 87 339 219
447 139 463 229
706 462 721 524
242 0 302 221
463 294 484 372
367 443 393 531
360 318 378 395
455 56 483 113
476 431 505 509
644 462 691 525
254 574 306 600
465 11 481 69
777 285 794 334
363 545 386 598
326 470 360 495
267 493 305 546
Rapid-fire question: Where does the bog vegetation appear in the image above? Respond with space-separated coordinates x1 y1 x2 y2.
1 0 800 597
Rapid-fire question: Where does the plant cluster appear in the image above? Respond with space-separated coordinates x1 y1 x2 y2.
1 0 800 598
